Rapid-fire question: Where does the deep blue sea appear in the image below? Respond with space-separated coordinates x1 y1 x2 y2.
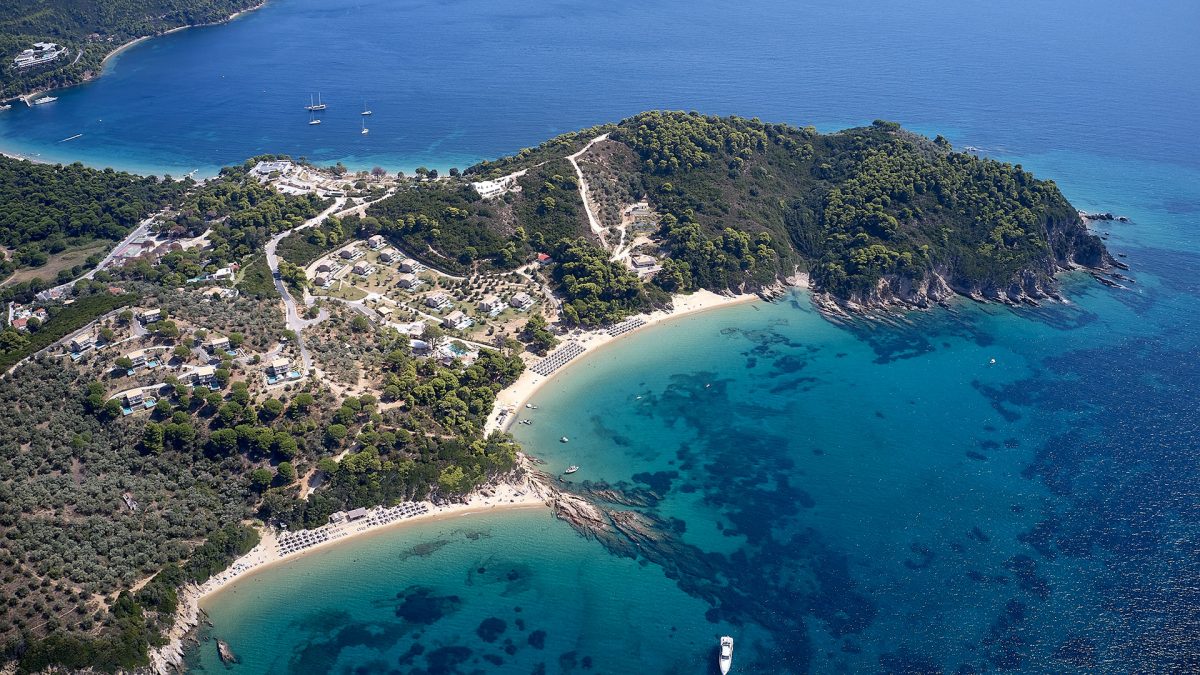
13 0 1195 671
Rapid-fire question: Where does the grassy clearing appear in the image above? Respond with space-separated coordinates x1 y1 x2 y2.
1 240 110 287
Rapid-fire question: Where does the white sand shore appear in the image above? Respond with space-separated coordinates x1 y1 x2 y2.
485 289 759 433
149 288 762 672
148 477 549 673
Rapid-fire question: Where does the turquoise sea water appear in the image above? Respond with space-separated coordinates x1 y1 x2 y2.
10 0 1196 671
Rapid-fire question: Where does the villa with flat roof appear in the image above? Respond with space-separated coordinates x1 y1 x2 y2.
70 335 95 353
442 310 474 330
266 357 290 377
139 308 162 324
191 365 216 386
478 295 507 315
510 291 534 309
398 258 420 273
397 273 422 289
425 292 452 310
206 336 230 353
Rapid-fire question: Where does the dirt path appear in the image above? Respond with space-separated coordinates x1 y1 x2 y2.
566 133 611 248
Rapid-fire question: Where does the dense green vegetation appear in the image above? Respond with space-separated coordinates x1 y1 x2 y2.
0 0 262 97
550 239 657 326
0 284 136 371
611 112 1105 300
0 156 185 288
356 111 1105 312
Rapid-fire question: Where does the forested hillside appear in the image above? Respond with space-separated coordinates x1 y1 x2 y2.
0 0 262 96
0 156 185 287
361 112 1109 314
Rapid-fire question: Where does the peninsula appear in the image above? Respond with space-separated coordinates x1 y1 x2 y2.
0 113 1115 672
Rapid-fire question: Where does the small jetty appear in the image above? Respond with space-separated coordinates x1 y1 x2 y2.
217 639 239 665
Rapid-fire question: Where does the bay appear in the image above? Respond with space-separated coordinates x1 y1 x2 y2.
7 0 1192 671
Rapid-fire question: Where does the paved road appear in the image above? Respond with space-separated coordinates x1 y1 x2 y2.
264 198 346 373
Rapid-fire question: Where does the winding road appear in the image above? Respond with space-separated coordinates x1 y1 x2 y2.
264 198 345 373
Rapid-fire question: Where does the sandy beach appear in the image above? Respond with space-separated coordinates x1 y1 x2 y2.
149 476 549 673
485 288 760 433
149 288 761 672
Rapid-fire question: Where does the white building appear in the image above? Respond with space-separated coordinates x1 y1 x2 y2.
70 335 95 353
424 292 452 310
368 235 386 250
266 357 290 377
139 308 162 324
192 365 216 386
398 258 420 273
631 254 658 269
397 273 422 289
206 336 230 353
477 295 507 315
378 249 398 263
352 262 374 276
13 42 65 69
442 310 473 330
509 291 534 310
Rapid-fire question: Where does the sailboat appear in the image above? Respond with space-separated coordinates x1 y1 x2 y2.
361 101 372 116
305 92 326 111
308 112 321 126
361 118 369 135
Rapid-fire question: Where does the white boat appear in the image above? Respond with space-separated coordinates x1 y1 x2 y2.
0 104 12 111
719 636 733 674
308 114 321 126
361 118 369 135
560 436 569 443
305 93 326 111
33 96 57 105
361 101 372 116
564 465 578 474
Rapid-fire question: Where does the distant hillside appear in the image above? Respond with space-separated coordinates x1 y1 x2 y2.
364 111 1110 313
0 0 262 97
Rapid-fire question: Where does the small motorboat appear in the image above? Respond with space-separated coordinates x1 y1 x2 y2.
718 636 733 674
563 465 579 475
560 436 569 443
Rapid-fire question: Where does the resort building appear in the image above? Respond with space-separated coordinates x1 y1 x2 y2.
352 262 374 276
70 335 95 353
510 291 534 310
425 292 452 310
191 365 216 386
478 295 507 315
313 274 331 288
378 249 398 263
398 258 420 273
346 507 369 521
124 391 144 408
397 273 423 289
442 310 474 330
368 235 387 250
250 160 293 180
13 42 65 69
125 351 148 369
631 254 658 270
206 336 231 353
139 308 162 324
315 261 334 274
266 357 290 378
339 249 357 260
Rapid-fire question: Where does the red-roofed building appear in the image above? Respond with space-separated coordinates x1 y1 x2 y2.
536 253 551 264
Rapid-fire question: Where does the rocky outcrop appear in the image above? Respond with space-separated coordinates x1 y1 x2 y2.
811 213 1114 315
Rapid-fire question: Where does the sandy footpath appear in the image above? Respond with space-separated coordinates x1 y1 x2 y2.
485 289 759 433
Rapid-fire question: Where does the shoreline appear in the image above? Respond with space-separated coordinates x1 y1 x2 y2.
149 289 764 673
149 477 550 673
485 288 761 433
7 1 268 106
